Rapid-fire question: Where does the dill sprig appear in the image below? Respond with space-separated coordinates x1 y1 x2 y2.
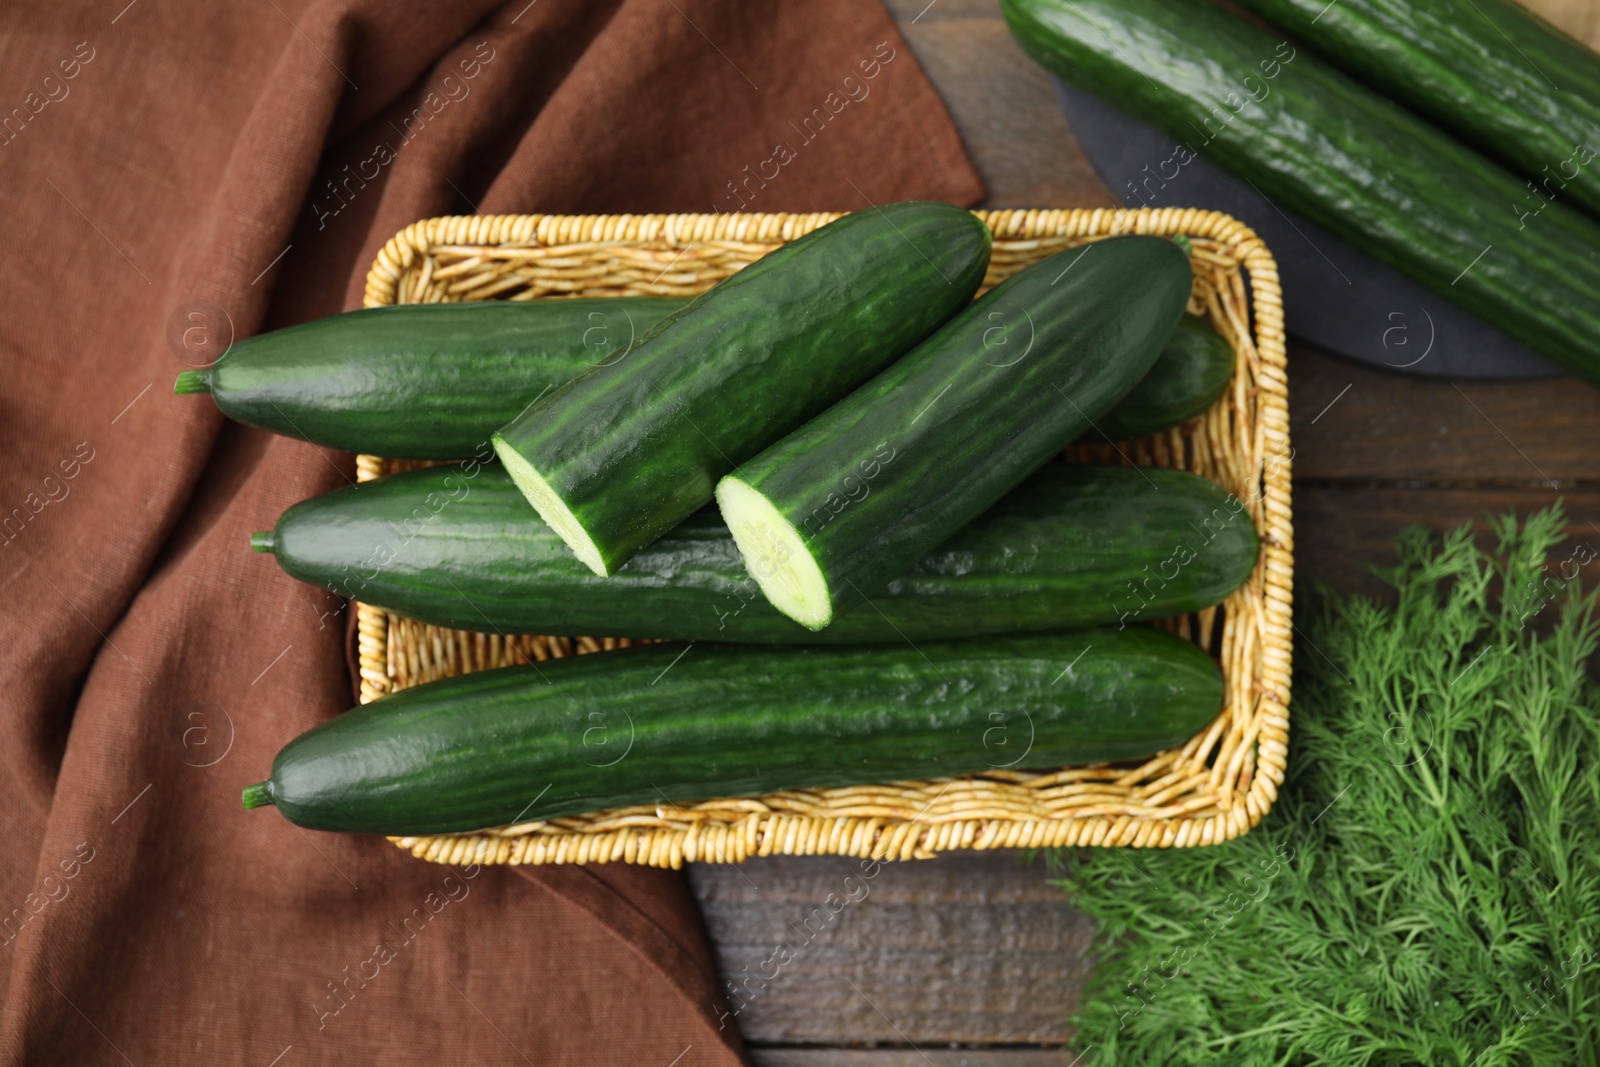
1049 507 1600 1066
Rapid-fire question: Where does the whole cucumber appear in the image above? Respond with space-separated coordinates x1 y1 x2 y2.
251 463 1258 642
1001 0 1600 382
1095 316 1233 442
173 299 685 459
717 236 1192 631
242 627 1224 836
491 202 992 577
178 264 1227 459
1234 0 1600 217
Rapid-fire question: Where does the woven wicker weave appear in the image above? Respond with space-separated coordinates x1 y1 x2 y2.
354 208 1292 868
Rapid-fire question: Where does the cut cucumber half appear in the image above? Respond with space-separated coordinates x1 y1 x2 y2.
716 475 831 629
488 202 992 576
719 235 1192 630
492 433 607 577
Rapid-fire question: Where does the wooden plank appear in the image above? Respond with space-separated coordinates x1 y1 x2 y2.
1290 346 1600 485
1290 352 1600 599
884 0 1114 209
1519 0 1600 49
687 851 1091 1046
1295 484 1600 600
749 1050 1078 1066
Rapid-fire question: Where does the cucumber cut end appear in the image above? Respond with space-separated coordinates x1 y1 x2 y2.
173 369 212 395
241 782 274 810
492 432 610 577
716 476 832 630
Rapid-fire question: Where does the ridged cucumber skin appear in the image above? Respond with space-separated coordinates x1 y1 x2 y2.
188 296 1221 460
1095 316 1233 442
1234 0 1600 217
248 627 1224 835
185 299 684 459
257 463 1258 642
491 202 993 577
1001 0 1600 380
721 236 1192 629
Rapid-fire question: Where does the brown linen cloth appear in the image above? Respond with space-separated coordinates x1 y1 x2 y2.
0 1 984 1063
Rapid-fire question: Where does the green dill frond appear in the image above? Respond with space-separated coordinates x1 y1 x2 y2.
1052 505 1600 1066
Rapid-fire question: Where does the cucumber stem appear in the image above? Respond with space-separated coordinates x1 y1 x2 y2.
241 782 274 810
250 531 278 554
173 370 212 395
1171 234 1193 256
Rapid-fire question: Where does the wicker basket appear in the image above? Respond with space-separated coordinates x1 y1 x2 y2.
355 208 1292 868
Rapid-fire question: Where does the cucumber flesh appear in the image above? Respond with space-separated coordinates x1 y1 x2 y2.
495 443 607 576
717 476 832 630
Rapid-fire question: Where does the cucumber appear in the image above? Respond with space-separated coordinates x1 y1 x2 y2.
716 236 1192 631
1094 315 1233 441
491 202 992 578
1001 0 1600 382
241 627 1224 835
173 299 685 459
1233 0 1600 217
251 463 1258 642
177 297 1223 461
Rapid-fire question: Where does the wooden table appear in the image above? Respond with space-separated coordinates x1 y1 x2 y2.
692 2 1600 1061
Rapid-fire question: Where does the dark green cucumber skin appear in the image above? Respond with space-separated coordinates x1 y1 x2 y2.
492 202 993 575
197 293 1216 461
196 299 683 459
260 462 1258 642
1001 0 1600 381
254 628 1223 835
1234 0 1600 217
1093 316 1232 442
735 236 1192 624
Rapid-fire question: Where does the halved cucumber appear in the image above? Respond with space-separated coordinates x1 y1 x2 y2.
718 235 1193 630
491 202 992 577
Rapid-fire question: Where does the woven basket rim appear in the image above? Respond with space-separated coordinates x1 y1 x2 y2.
354 207 1293 867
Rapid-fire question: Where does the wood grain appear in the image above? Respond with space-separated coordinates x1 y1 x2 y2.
1521 0 1600 48
1290 347 1600 486
1296 484 1600 601
689 851 1090 1046
883 0 1115 208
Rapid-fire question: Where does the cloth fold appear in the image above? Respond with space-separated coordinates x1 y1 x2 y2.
0 1 983 1062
